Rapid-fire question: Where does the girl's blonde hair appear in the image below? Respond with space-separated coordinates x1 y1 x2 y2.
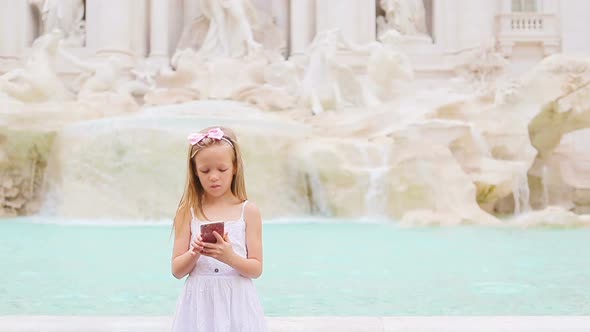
174 126 247 229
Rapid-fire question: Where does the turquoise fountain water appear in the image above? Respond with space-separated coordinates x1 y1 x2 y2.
2 218 589 316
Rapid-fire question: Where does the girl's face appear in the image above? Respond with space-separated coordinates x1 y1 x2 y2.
194 144 236 198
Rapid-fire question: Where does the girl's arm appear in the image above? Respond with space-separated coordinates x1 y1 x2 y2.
171 205 201 279
226 202 264 279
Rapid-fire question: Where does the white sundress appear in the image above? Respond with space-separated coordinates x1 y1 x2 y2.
172 200 267 332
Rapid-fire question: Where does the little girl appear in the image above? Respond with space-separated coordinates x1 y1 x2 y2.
171 126 267 331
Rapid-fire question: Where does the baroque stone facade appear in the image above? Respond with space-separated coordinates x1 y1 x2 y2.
0 0 589 75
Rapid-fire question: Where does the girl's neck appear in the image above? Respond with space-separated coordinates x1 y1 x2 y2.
202 192 241 207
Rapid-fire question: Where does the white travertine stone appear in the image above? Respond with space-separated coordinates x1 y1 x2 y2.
0 0 36 57
289 0 315 56
149 0 170 61
317 0 375 45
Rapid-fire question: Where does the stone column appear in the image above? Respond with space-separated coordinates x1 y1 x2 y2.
86 0 134 55
271 0 290 55
168 0 185 55
130 0 149 57
0 0 36 58
355 0 376 44
542 0 560 13
559 0 590 54
289 0 315 56
316 0 375 45
499 0 512 13
433 0 458 51
149 0 170 62
454 0 496 50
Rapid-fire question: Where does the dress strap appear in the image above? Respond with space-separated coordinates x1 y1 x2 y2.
190 206 195 221
240 200 249 221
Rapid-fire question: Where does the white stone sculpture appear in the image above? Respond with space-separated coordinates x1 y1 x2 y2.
190 0 262 58
453 41 508 93
231 61 299 111
176 0 287 60
0 30 72 102
300 29 365 114
366 43 414 101
29 0 85 46
377 0 428 38
300 29 413 114
58 47 150 108
144 48 208 105
154 42 296 109
251 7 286 56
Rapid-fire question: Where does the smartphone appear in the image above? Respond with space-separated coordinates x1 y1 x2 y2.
200 221 224 243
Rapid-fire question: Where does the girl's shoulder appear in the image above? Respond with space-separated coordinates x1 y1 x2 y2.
242 200 261 222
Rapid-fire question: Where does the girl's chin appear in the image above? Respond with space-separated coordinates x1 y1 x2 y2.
205 187 225 196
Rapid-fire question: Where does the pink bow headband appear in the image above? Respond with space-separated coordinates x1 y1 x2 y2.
187 128 234 148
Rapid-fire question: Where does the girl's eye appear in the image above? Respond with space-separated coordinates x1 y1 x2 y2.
200 170 209 174
219 169 228 172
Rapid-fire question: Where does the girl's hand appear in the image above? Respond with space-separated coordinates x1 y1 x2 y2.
199 232 235 264
189 235 204 256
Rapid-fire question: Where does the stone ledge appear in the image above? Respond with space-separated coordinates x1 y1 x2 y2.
0 316 589 332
